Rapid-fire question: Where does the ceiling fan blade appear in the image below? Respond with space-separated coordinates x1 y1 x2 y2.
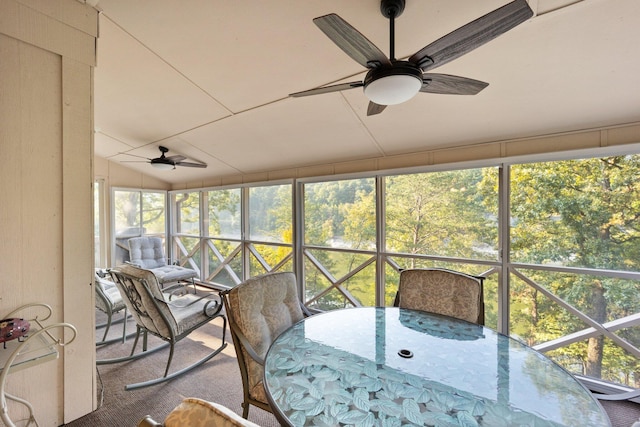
314 14 391 69
367 102 387 116
421 74 489 95
409 0 533 71
165 155 186 162
290 81 364 98
176 161 207 169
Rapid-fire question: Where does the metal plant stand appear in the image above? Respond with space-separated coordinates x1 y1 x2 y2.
0 303 76 427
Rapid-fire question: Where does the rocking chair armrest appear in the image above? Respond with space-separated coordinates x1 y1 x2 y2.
165 282 197 301
165 292 223 317
125 260 143 268
229 320 265 366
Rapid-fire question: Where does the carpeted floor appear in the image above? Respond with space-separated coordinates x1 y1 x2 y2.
65 313 279 427
602 400 640 427
65 309 640 427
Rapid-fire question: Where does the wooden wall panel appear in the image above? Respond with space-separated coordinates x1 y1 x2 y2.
0 33 66 425
0 35 22 304
62 55 95 422
0 0 96 66
0 0 98 424
19 39 62 303
16 0 99 37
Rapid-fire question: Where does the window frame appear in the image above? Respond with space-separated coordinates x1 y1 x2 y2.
110 187 168 267
150 144 640 390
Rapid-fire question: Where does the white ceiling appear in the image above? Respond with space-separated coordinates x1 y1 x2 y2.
92 0 640 184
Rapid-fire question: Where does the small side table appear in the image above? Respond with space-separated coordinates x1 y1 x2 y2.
0 303 77 427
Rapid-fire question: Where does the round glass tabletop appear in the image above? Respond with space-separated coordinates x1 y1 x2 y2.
264 307 610 427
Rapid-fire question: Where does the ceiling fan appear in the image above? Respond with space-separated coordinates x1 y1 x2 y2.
290 0 533 116
122 146 207 170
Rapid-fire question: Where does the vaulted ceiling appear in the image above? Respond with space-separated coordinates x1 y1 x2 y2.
93 0 640 184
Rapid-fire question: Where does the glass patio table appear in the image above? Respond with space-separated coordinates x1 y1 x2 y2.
264 307 610 427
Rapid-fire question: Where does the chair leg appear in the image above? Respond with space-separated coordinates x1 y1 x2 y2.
101 311 112 342
96 312 136 347
163 342 175 378
121 307 128 342
124 340 228 391
130 326 142 356
96 327 170 365
242 402 249 419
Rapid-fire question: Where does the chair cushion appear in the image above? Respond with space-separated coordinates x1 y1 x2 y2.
249 381 268 406
228 272 304 402
95 274 126 313
398 269 481 324
128 236 166 269
169 293 220 336
150 265 198 284
164 398 260 427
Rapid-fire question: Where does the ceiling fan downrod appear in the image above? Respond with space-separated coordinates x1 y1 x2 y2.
380 0 405 61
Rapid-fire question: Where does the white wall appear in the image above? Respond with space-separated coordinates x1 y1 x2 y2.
0 0 97 424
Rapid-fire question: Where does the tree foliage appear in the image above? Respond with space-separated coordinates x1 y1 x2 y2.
303 179 376 309
385 171 497 260
508 156 640 383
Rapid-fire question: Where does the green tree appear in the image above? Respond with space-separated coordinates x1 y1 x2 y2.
175 192 200 234
509 156 640 381
248 185 293 275
208 189 240 237
384 170 499 316
385 170 497 261
303 179 376 309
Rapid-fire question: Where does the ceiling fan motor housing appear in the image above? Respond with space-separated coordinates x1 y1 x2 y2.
151 157 173 166
152 146 174 167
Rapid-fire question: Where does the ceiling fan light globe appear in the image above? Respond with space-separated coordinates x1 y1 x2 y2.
151 162 174 170
364 74 422 105
363 62 424 106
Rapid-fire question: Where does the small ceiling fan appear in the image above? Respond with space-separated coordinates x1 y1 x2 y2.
122 146 207 170
290 0 533 116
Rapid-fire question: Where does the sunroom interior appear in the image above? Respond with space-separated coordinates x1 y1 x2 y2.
2 0 640 425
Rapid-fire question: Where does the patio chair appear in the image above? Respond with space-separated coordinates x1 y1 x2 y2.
127 236 198 287
102 264 227 390
95 269 130 346
137 398 262 427
394 268 485 325
221 272 311 418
